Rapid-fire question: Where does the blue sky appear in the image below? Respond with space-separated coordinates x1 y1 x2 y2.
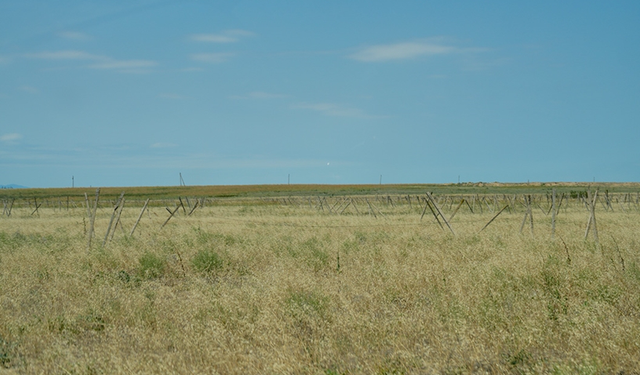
1 1 639 188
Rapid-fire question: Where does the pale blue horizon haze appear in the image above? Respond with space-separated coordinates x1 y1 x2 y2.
1 1 639 188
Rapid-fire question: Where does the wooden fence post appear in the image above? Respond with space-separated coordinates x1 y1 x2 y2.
4 199 14 217
425 192 455 235
519 195 534 236
448 199 465 221
110 196 126 241
551 188 556 239
87 188 100 251
584 189 599 243
84 193 91 217
161 205 180 229
479 205 509 233
350 198 360 214
103 192 125 247
130 198 150 236
30 198 41 216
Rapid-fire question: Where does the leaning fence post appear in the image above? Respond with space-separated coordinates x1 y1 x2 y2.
103 191 125 247
87 188 100 251
130 198 150 236
426 192 455 235
448 199 465 221
365 198 377 219
161 205 180 229
519 195 534 236
6 199 14 217
350 198 360 214
84 193 91 217
551 188 557 239
178 197 187 214
30 198 42 216
110 196 126 241
479 205 509 233
584 189 599 243
188 200 200 216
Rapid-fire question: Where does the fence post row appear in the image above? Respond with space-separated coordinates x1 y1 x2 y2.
2 189 637 241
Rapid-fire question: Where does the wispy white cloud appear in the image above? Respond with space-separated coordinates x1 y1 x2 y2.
191 157 330 170
88 59 157 70
189 29 254 43
0 145 332 171
294 102 380 118
349 40 457 62
187 30 252 65
1 133 22 142
180 67 204 72
26 50 157 72
225 29 255 37
190 53 235 63
27 50 104 60
150 142 177 148
57 31 92 41
190 34 237 43
19 86 39 94
230 91 288 100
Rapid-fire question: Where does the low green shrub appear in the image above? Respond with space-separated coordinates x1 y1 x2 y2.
138 252 166 279
192 249 224 274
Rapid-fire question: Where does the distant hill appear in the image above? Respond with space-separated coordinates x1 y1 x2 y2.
0 184 28 189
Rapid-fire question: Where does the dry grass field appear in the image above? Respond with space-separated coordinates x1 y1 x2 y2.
1 192 640 374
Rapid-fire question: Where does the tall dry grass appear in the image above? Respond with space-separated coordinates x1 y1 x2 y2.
1 198 639 374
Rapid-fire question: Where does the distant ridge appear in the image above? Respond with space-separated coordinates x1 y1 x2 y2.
0 184 28 189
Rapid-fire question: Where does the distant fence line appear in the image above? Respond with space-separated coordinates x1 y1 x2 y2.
3 191 640 216
3 190 637 249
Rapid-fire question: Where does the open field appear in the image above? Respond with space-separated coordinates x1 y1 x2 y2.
1 187 640 373
2 182 640 201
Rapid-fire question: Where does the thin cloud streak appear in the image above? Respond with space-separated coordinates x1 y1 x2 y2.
189 29 254 43
57 31 92 41
26 50 157 72
19 86 39 94
1 133 22 142
150 142 177 148
224 29 255 37
88 60 157 69
27 50 104 60
0 145 330 170
294 102 382 119
190 34 237 43
230 91 288 99
349 41 457 62
191 53 235 63
180 67 204 72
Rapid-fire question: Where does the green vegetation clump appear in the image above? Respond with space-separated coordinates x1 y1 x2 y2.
138 252 166 279
191 249 224 274
286 289 329 319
